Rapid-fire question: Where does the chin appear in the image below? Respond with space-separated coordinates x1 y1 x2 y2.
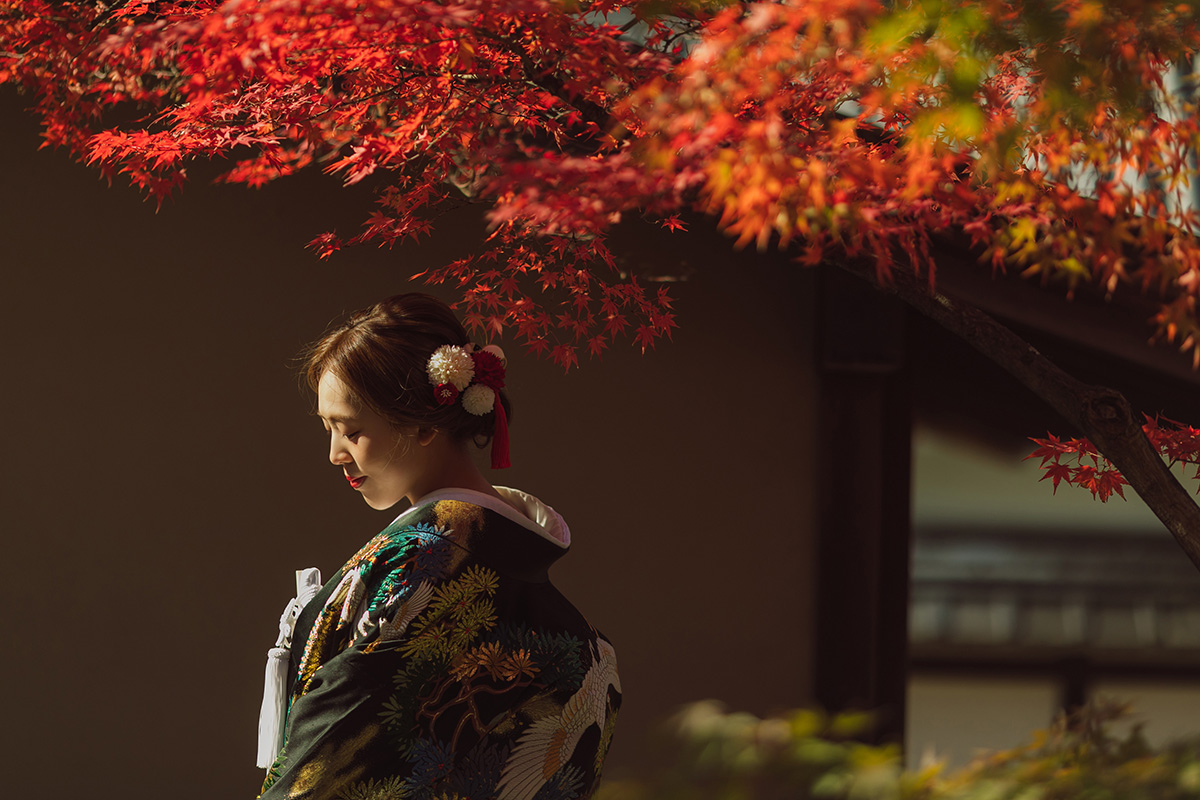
364 494 405 511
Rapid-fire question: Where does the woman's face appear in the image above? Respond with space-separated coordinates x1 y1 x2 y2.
317 371 422 510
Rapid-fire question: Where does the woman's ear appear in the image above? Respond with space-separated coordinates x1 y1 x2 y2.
416 427 440 447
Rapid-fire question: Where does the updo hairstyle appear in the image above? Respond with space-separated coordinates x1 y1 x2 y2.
302 293 512 445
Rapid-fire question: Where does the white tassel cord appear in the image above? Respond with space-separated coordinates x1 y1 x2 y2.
256 646 290 769
256 567 322 770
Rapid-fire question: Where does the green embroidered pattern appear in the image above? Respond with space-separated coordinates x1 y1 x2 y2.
335 776 409 800
399 565 499 661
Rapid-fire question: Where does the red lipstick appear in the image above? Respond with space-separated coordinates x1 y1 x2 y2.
346 474 366 489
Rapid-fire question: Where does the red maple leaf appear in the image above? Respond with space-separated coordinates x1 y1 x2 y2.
1039 462 1073 494
660 215 688 232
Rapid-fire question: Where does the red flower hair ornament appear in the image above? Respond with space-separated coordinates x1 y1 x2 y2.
426 344 511 468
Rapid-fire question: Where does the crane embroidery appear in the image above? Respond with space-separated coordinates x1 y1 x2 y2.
496 639 621 800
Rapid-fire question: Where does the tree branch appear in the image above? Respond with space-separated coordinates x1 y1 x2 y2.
836 258 1200 572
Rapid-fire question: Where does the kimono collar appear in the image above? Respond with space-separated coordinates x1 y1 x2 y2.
401 486 571 548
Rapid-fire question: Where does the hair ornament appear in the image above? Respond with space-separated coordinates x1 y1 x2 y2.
433 383 460 405
427 344 475 390
426 343 511 469
460 384 494 415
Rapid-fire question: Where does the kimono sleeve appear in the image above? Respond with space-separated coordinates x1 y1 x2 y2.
258 644 412 799
260 626 621 800
257 527 443 799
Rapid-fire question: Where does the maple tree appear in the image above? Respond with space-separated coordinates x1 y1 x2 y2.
6 0 1200 563
1029 416 1200 502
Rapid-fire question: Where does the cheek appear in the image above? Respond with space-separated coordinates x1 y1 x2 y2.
360 442 390 469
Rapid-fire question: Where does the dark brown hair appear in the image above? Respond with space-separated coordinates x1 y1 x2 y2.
302 293 511 444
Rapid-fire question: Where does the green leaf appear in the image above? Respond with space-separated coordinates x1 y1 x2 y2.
865 8 928 54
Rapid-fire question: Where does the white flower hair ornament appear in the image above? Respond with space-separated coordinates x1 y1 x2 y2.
427 345 475 390
461 384 496 415
427 343 510 468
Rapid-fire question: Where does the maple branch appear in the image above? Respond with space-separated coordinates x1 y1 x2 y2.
470 27 618 139
472 28 538 78
836 257 1200 573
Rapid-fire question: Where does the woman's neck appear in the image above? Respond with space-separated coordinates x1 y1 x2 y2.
406 436 500 504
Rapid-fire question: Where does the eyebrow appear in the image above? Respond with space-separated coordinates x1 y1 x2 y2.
317 412 358 426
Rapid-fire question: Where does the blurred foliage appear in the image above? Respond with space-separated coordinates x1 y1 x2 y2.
597 698 1200 800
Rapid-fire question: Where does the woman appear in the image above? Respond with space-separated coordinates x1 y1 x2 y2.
256 293 621 800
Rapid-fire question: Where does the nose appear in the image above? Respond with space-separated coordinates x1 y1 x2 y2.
329 432 352 466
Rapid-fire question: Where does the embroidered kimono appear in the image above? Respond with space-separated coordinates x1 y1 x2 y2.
259 488 621 800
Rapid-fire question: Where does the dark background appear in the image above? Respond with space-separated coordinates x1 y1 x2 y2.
1 89 819 796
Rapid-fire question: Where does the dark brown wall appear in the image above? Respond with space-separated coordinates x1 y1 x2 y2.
1 90 818 797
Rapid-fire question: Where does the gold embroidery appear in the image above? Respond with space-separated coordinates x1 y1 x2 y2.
288 722 379 800
433 500 485 539
298 570 360 686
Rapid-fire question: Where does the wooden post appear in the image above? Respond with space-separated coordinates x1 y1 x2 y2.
813 266 913 744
